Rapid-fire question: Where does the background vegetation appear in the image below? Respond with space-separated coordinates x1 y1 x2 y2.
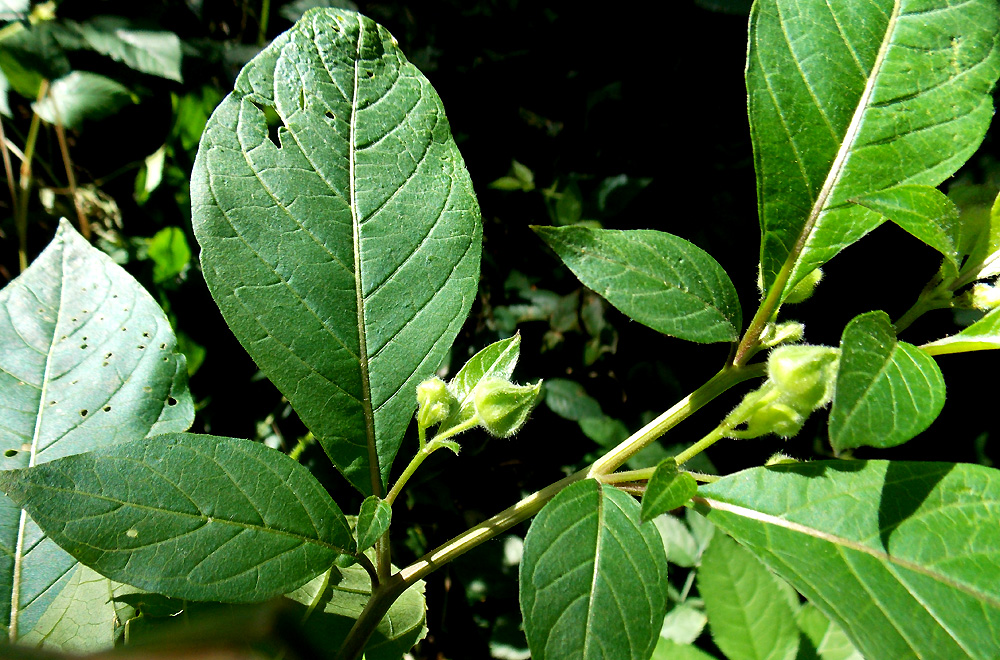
0 0 995 657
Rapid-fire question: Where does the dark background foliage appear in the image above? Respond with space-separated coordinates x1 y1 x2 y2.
0 1 995 657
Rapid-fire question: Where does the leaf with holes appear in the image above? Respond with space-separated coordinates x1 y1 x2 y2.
0 434 353 603
829 311 945 451
0 220 192 643
519 479 668 660
192 8 482 496
534 226 741 343
694 460 1000 660
750 0 1000 299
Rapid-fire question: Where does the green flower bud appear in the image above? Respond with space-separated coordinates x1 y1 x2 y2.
784 268 823 304
416 376 456 430
741 401 805 438
758 321 805 349
767 345 839 411
971 282 1000 311
473 377 542 438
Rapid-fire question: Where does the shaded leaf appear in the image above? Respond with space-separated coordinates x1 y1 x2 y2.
0 434 353 603
699 533 799 660
750 0 1000 298
652 515 699 568
356 496 390 552
19 565 121 652
534 226 741 343
0 220 191 640
922 307 1000 355
520 479 668 660
641 460 698 522
651 639 720 660
795 603 863 660
851 185 960 267
32 72 133 129
66 16 183 82
543 378 602 421
829 311 944 451
192 8 482 495
695 460 1000 660
287 564 426 660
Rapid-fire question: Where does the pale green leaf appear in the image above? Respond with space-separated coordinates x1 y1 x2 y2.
651 639 720 660
147 226 191 284
19 565 120 652
652 515 699 568
829 311 945 451
922 307 1000 355
446 334 521 427
0 220 192 641
0 433 353 603
66 16 183 82
520 479 668 660
192 8 482 495
287 563 426 660
796 603 863 660
698 533 799 660
534 226 741 343
641 460 698 522
695 460 1000 660
660 604 708 645
32 72 133 129
356 496 390 552
851 185 959 267
750 0 1000 298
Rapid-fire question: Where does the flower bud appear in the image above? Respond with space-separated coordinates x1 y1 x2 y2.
971 282 1000 311
416 376 456 430
473 377 542 438
784 268 823 304
767 345 839 412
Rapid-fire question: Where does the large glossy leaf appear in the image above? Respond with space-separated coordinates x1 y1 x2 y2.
534 226 741 343
829 311 945 452
287 564 427 660
0 220 192 641
922 307 1000 355
0 433 353 603
750 0 1000 298
698 533 799 660
694 460 1000 660
519 479 668 660
191 8 482 495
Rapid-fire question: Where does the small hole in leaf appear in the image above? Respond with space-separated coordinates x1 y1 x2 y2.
102 362 109 367
163 357 169 362
80 344 88 349
112 294 118 299
71 380 78 385
142 332 150 338
159 343 167 350
326 110 336 122
103 406 111 412
138 345 146 350
143 386 152 392
167 396 178 406
82 337 87 341
4 450 16 457
366 70 374 79
105 352 113 359
48 401 56 406
80 409 88 417
71 318 78 322
82 310 89 314
250 100 283 148
123 307 129 312
122 327 127 332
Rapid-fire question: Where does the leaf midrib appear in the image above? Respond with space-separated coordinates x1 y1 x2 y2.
695 496 1000 609
348 13 381 496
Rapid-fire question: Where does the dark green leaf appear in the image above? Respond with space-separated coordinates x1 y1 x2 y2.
535 226 741 342
192 8 482 495
695 460 1000 660
851 185 960 267
698 533 799 660
0 220 192 640
356 496 390 552
543 378 602 421
0 434 353 603
750 0 1000 298
922 307 1000 355
829 311 945 451
520 479 668 660
641 460 698 522
66 16 183 82
32 72 133 129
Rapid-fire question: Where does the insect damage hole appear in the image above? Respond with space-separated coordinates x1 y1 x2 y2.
126 528 138 538
249 100 284 148
4 450 17 457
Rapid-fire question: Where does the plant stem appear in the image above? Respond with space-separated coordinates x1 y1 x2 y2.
258 0 271 46
598 467 656 484
15 84 46 272
53 120 89 239
588 362 766 477
0 119 18 215
672 426 728 467
385 416 478 505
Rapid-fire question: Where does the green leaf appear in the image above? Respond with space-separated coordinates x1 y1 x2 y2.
0 433 354 603
544 378 602 421
18 565 122 652
698 533 799 660
851 185 960 267
750 0 1000 298
66 16 183 82
534 226 741 343
0 220 192 640
288 564 427 660
922 307 1000 355
829 311 945 451
659 603 708 645
32 71 133 129
520 479 668 660
147 226 191 284
446 334 521 428
356 496 390 552
191 8 482 495
651 639 720 660
695 460 1000 660
641 460 698 522
795 603 863 660
652 515 699 568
